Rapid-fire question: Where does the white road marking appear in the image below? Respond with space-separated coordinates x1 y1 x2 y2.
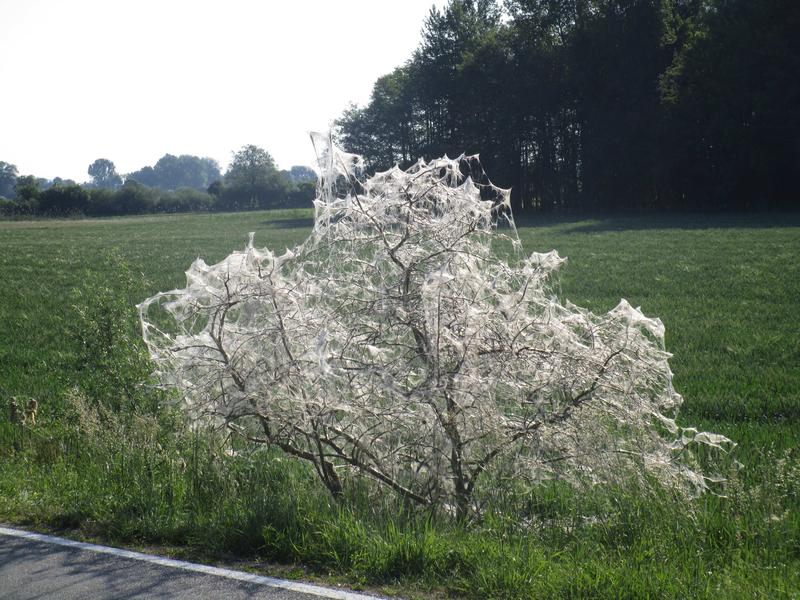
0 526 387 600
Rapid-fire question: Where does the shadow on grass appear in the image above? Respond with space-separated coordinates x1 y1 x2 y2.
513 211 800 233
258 217 315 230
256 212 800 234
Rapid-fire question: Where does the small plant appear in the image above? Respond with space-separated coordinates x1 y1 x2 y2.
140 135 732 521
71 251 158 414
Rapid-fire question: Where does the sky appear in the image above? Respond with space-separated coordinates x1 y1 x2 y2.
0 0 445 182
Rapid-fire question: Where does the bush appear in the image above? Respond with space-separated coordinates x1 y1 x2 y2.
286 181 316 207
156 188 214 213
87 188 117 216
38 184 90 216
115 181 157 215
141 138 732 521
0 197 19 216
70 251 158 413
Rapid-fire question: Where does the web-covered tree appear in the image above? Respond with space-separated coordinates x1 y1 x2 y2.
140 135 730 521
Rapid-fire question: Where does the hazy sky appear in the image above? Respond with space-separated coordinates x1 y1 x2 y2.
0 0 445 182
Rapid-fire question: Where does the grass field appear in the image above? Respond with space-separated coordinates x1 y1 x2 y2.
1 209 799 598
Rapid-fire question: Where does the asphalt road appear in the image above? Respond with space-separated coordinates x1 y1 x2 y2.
0 527 385 600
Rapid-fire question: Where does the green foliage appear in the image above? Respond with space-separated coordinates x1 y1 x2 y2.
87 158 122 189
86 187 117 216
223 144 289 209
0 161 18 199
206 179 224 198
0 197 23 216
284 165 317 184
1 149 310 219
50 177 78 188
13 175 40 205
37 184 90 215
286 181 315 207
336 0 800 213
127 154 221 191
69 251 157 413
114 180 158 214
156 188 215 213
659 0 800 210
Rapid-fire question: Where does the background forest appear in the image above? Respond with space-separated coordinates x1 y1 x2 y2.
0 145 316 217
337 0 799 214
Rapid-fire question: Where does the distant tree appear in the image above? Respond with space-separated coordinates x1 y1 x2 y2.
126 165 158 187
284 165 317 184
115 180 157 214
335 0 800 213
14 175 40 203
279 166 318 208
50 177 78 188
225 144 277 188
0 161 18 198
335 67 418 171
207 180 224 199
660 0 800 210
0 198 17 215
88 158 122 189
224 144 289 209
87 188 117 216
287 181 316 207
129 154 221 191
179 155 220 189
38 184 90 215
335 104 379 167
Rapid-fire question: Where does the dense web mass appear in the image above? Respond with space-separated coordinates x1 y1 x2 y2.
139 133 731 518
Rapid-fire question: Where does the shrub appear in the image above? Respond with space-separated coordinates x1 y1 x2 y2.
71 251 158 413
38 184 90 215
140 136 731 521
156 188 214 213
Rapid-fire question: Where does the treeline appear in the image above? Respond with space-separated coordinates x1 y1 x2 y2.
0 145 316 217
336 0 799 214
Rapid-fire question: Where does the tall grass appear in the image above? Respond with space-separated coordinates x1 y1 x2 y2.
3 400 797 598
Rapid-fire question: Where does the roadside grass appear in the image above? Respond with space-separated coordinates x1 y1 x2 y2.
1 210 798 598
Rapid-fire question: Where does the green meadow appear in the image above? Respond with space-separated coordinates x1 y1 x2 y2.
1 210 798 598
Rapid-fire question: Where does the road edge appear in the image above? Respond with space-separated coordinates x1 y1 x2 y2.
0 525 388 600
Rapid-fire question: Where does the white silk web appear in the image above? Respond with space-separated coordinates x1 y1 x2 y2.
139 133 731 517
